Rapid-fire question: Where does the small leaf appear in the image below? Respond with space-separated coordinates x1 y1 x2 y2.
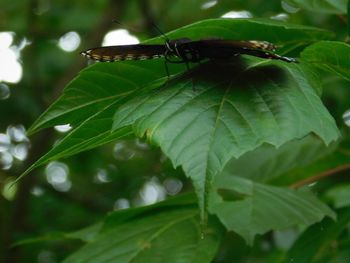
301 41 350 81
209 175 335 245
112 58 339 218
286 208 350 263
284 0 347 14
325 184 350 208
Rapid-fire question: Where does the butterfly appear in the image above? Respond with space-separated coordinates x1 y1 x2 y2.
80 38 297 64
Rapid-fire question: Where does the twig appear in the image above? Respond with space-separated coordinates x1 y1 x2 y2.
289 163 350 189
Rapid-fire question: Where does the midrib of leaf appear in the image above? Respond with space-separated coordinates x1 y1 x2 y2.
201 86 232 220
158 91 218 168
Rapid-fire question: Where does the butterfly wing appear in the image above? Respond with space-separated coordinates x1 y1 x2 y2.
180 40 296 62
80 44 166 62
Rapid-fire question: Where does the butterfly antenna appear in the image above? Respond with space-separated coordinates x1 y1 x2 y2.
111 19 143 34
150 22 170 42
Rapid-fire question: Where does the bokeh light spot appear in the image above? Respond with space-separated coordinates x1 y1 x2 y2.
0 83 10 100
163 178 183 196
0 32 22 83
343 109 350 127
54 124 72 133
201 0 218 9
58 31 81 52
113 198 130 210
221 10 252 18
102 29 139 46
45 161 71 192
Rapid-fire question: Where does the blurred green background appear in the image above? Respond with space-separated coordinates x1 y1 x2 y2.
1 0 349 262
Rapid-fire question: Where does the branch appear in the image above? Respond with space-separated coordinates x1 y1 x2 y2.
289 163 350 189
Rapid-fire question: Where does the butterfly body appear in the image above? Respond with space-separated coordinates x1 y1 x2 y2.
81 38 296 63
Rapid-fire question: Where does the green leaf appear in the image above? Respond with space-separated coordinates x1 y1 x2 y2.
63 208 223 263
284 0 347 14
28 61 169 134
103 192 198 229
147 18 333 46
325 184 350 208
65 223 103 243
14 193 198 247
22 18 335 180
112 58 339 217
13 223 103 246
209 175 335 245
271 139 350 186
285 208 350 263
29 19 332 132
28 18 333 136
222 135 337 183
301 41 350 81
16 114 133 182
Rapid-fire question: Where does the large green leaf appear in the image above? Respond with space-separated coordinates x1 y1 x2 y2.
21 19 336 188
285 208 350 263
63 208 223 263
147 18 332 44
209 175 335 244
147 18 333 55
301 41 350 81
21 19 339 222
284 0 347 14
112 57 339 217
29 18 333 135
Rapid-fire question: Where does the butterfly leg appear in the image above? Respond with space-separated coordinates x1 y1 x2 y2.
164 60 170 79
183 61 196 91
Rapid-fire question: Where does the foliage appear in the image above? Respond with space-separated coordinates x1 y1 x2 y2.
1 0 350 262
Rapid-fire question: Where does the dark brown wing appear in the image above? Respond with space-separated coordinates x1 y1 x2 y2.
80 44 166 62
198 40 277 51
179 39 296 63
179 39 275 59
